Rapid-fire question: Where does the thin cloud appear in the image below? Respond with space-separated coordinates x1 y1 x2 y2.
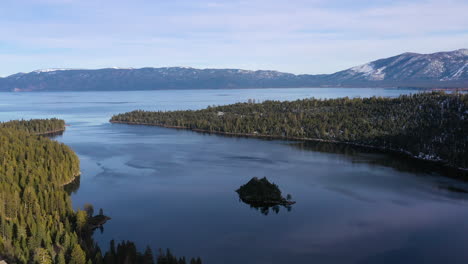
0 0 467 76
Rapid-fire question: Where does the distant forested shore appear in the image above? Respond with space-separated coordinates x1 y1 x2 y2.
0 118 66 135
111 92 468 170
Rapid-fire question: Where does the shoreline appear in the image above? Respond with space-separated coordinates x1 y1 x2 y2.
110 120 468 172
60 172 81 187
240 198 296 206
34 127 78 186
3 87 468 93
35 128 66 135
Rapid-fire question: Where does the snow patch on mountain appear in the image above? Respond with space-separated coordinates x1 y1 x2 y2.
109 67 135 70
32 68 80 73
422 60 445 76
457 49 468 56
351 63 374 74
452 63 468 79
350 63 386 80
441 62 468 81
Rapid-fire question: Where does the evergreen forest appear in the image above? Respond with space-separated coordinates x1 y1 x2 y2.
111 92 468 169
0 119 201 264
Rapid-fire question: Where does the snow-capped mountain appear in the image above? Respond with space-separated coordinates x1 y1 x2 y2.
0 49 466 91
327 49 468 83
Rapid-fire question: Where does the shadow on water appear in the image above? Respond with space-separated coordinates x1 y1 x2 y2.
195 131 467 180
237 200 293 215
290 140 468 192
43 130 65 138
64 175 81 195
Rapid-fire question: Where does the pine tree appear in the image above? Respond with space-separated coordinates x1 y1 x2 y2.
33 248 52 264
70 244 86 264
56 252 66 264
76 210 88 232
143 246 155 264
83 204 94 218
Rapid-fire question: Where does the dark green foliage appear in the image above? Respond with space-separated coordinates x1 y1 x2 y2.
0 119 80 262
87 215 111 230
0 118 65 134
142 246 154 264
236 177 294 215
0 119 200 263
102 242 198 264
111 92 468 168
84 204 94 218
156 249 200 264
70 244 87 264
236 177 284 203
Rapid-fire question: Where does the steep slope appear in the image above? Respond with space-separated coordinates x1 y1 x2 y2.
326 49 468 86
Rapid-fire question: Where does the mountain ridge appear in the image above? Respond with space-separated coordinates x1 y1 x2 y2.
1 49 466 91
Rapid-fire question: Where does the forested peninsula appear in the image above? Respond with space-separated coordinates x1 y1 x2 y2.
0 118 66 135
111 92 468 170
0 119 82 263
0 119 201 264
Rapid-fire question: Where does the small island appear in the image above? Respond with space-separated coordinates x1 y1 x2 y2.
236 177 295 215
88 214 112 230
237 177 295 206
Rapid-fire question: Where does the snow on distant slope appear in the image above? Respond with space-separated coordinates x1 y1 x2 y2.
443 62 468 81
334 48 467 82
348 63 386 80
457 49 468 56
32 68 80 73
1 49 466 91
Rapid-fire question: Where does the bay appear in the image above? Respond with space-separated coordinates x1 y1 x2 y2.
1 88 467 264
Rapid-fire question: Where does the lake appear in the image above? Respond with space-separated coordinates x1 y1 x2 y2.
1 88 468 264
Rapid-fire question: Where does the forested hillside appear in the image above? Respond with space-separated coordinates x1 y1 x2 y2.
111 92 468 169
0 120 81 263
0 119 201 263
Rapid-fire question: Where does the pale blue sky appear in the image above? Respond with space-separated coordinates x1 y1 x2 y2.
0 0 467 76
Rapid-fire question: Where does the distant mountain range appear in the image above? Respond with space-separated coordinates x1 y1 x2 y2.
1 49 467 92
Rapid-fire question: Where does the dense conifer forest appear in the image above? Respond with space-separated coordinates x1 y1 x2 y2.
236 177 293 205
0 119 81 263
236 177 295 215
0 119 201 264
0 118 66 134
111 92 468 169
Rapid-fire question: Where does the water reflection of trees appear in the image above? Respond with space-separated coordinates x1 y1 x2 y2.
291 141 468 180
45 130 64 138
239 201 293 215
64 175 81 194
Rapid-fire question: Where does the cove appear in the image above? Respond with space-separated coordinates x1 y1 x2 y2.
1 88 467 264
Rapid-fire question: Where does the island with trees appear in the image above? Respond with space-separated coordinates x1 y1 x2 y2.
236 177 295 215
236 177 295 206
0 119 201 264
110 92 468 170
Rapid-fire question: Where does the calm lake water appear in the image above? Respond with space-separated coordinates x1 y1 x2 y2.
1 88 468 264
